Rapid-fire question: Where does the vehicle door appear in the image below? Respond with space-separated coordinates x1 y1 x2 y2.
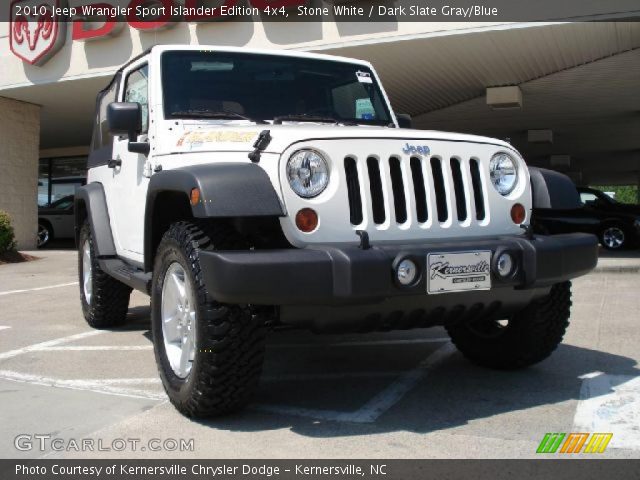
107 60 152 258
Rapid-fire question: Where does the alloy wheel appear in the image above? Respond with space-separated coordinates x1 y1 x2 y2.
161 262 197 379
82 239 93 304
37 224 50 247
603 227 625 249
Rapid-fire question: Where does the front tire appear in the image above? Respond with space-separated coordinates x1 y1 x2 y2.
78 222 132 328
151 221 267 418
446 282 571 369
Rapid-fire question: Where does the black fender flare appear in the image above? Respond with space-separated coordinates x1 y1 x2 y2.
74 183 117 257
529 167 581 210
144 162 284 271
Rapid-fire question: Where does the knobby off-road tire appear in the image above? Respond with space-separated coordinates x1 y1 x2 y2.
446 282 572 369
78 222 132 328
151 221 267 418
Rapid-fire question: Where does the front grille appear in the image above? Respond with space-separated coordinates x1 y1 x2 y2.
430 157 448 222
469 158 486 221
344 157 363 225
389 157 407 224
366 157 386 225
410 157 428 223
344 154 489 227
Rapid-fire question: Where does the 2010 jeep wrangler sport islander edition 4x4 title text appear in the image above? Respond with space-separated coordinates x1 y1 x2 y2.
76 46 598 418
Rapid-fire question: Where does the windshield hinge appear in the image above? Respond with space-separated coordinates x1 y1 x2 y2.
248 130 272 163
143 160 153 178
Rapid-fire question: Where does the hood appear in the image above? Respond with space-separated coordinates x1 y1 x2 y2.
155 122 517 157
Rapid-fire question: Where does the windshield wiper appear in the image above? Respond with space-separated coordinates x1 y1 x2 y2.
273 113 356 125
169 109 267 124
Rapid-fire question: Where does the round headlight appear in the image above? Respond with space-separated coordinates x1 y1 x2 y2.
489 153 518 195
287 149 330 198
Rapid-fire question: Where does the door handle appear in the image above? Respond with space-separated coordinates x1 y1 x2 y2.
108 158 122 169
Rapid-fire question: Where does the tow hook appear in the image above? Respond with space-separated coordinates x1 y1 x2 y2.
356 230 371 250
520 224 534 240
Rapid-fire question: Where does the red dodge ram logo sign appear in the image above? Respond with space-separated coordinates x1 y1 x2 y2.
10 0 67 66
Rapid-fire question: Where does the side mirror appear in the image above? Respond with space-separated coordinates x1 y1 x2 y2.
107 102 142 140
396 113 412 129
107 102 150 156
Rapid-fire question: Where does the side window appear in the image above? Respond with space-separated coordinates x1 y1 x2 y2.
580 192 597 205
93 79 117 150
124 65 149 133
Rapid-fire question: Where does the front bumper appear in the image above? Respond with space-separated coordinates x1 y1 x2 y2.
200 233 598 306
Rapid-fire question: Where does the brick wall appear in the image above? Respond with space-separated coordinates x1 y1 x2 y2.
0 96 40 250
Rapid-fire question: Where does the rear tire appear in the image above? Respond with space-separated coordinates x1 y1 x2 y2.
446 282 571 369
151 221 267 418
78 222 132 328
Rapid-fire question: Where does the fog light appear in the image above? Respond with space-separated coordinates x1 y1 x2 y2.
496 252 514 278
295 208 318 233
511 203 526 224
397 259 417 286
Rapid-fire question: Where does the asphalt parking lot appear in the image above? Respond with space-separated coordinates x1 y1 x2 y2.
0 248 639 459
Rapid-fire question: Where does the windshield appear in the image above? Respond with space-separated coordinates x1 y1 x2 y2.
161 51 393 126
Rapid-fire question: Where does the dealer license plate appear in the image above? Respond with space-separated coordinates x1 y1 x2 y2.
427 251 492 294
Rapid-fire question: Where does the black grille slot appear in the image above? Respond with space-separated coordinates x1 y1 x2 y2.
389 157 407 223
450 158 467 221
344 157 363 225
367 157 386 224
410 157 428 223
469 158 485 220
430 157 448 222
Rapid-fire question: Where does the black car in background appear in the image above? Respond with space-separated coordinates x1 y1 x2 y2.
531 170 640 250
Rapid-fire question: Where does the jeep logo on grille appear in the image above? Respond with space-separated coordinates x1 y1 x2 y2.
402 143 430 156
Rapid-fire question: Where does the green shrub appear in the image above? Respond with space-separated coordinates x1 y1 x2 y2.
590 185 639 205
0 210 17 254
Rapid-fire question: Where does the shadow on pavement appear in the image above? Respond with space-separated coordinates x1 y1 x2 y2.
194 342 638 438
598 246 640 259
106 302 639 439
39 239 77 250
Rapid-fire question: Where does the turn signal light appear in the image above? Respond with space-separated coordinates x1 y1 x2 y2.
190 188 200 206
295 208 318 233
511 203 526 224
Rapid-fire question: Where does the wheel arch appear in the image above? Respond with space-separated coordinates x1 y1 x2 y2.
38 217 54 234
74 183 117 256
144 163 284 272
600 218 628 229
529 167 581 210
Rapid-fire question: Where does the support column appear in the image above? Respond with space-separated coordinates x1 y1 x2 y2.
0 96 40 250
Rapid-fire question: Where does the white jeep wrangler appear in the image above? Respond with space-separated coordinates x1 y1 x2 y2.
75 45 597 418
